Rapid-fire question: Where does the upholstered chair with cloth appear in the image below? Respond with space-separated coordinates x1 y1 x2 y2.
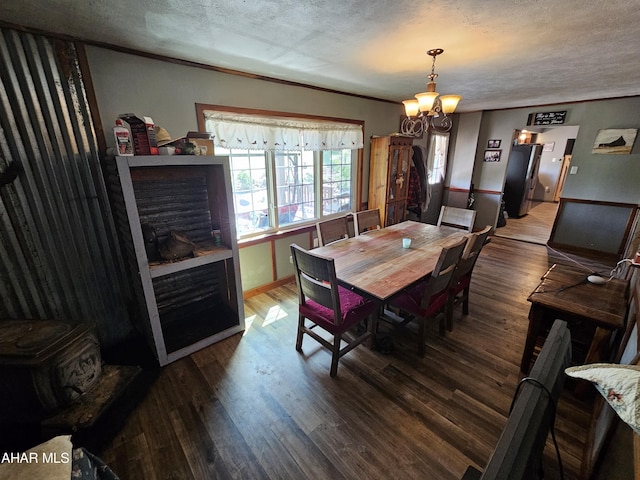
387 237 467 356
290 243 378 377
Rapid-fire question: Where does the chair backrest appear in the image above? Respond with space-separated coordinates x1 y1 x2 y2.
290 243 342 324
354 209 381 235
437 205 477 232
421 237 468 308
316 216 349 246
454 225 492 282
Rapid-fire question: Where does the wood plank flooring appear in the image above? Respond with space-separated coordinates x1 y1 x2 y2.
98 236 619 479
495 201 559 245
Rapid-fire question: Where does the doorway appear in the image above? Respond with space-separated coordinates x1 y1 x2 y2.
495 201 559 244
495 125 578 244
553 154 571 201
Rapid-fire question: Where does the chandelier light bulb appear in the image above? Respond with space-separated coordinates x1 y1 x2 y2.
439 95 462 114
402 99 420 117
415 91 439 113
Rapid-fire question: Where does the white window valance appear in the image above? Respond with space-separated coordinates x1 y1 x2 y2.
203 110 363 151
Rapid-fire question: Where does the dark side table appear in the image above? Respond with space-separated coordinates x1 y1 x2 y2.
520 263 628 374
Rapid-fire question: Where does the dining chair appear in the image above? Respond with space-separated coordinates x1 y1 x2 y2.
446 225 492 331
387 237 468 357
316 216 349 246
290 243 378 377
354 209 381 235
437 205 477 232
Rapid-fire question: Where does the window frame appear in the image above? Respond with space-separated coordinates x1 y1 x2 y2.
216 146 357 237
196 104 365 238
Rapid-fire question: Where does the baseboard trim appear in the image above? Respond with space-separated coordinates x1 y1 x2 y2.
243 276 295 299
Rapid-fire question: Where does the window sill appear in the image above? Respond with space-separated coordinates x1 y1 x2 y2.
237 223 317 248
237 212 353 248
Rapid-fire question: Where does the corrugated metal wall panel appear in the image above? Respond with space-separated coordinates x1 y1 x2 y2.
0 28 131 346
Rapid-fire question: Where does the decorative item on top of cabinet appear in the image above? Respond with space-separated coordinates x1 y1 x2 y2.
368 135 414 226
107 155 244 366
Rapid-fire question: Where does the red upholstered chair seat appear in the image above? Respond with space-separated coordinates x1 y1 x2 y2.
389 280 449 320
452 273 472 295
384 237 468 357
291 243 378 377
300 286 377 334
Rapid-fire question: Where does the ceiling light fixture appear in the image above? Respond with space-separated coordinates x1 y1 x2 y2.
401 48 462 137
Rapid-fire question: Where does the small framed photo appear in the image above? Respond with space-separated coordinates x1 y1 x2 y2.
484 149 502 162
543 142 555 152
487 139 501 148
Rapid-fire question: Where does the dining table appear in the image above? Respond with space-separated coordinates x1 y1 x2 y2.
313 220 470 302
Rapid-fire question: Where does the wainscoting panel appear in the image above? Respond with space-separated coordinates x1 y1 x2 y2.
549 198 637 255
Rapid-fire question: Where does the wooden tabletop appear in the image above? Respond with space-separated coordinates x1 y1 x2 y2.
528 263 629 330
313 221 469 301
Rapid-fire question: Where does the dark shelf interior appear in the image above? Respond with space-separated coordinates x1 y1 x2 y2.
160 299 239 354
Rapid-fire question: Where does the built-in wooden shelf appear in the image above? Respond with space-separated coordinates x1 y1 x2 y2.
107 154 245 366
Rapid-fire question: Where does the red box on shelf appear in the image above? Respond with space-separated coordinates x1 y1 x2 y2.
118 113 158 155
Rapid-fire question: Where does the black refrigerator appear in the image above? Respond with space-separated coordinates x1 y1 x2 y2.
503 144 542 218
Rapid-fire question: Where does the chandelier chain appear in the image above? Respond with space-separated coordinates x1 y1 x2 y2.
429 53 438 83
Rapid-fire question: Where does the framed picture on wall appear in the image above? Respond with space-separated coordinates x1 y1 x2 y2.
488 139 501 148
592 128 638 154
483 149 502 162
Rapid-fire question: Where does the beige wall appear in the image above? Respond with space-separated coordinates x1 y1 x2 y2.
85 45 403 292
86 45 403 204
533 125 580 202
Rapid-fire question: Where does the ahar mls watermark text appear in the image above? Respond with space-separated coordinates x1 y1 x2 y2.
1 451 70 464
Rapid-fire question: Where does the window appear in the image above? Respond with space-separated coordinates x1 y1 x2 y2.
427 133 449 185
222 148 269 234
274 150 315 228
202 108 363 238
217 146 355 236
322 149 352 215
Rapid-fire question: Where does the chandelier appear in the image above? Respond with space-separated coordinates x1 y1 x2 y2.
400 48 462 136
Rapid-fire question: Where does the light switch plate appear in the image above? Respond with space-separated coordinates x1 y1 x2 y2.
569 166 579 174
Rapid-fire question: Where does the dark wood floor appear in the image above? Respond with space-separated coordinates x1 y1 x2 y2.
98 236 619 479
495 201 559 245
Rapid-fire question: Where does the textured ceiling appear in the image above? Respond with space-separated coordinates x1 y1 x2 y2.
2 0 640 112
